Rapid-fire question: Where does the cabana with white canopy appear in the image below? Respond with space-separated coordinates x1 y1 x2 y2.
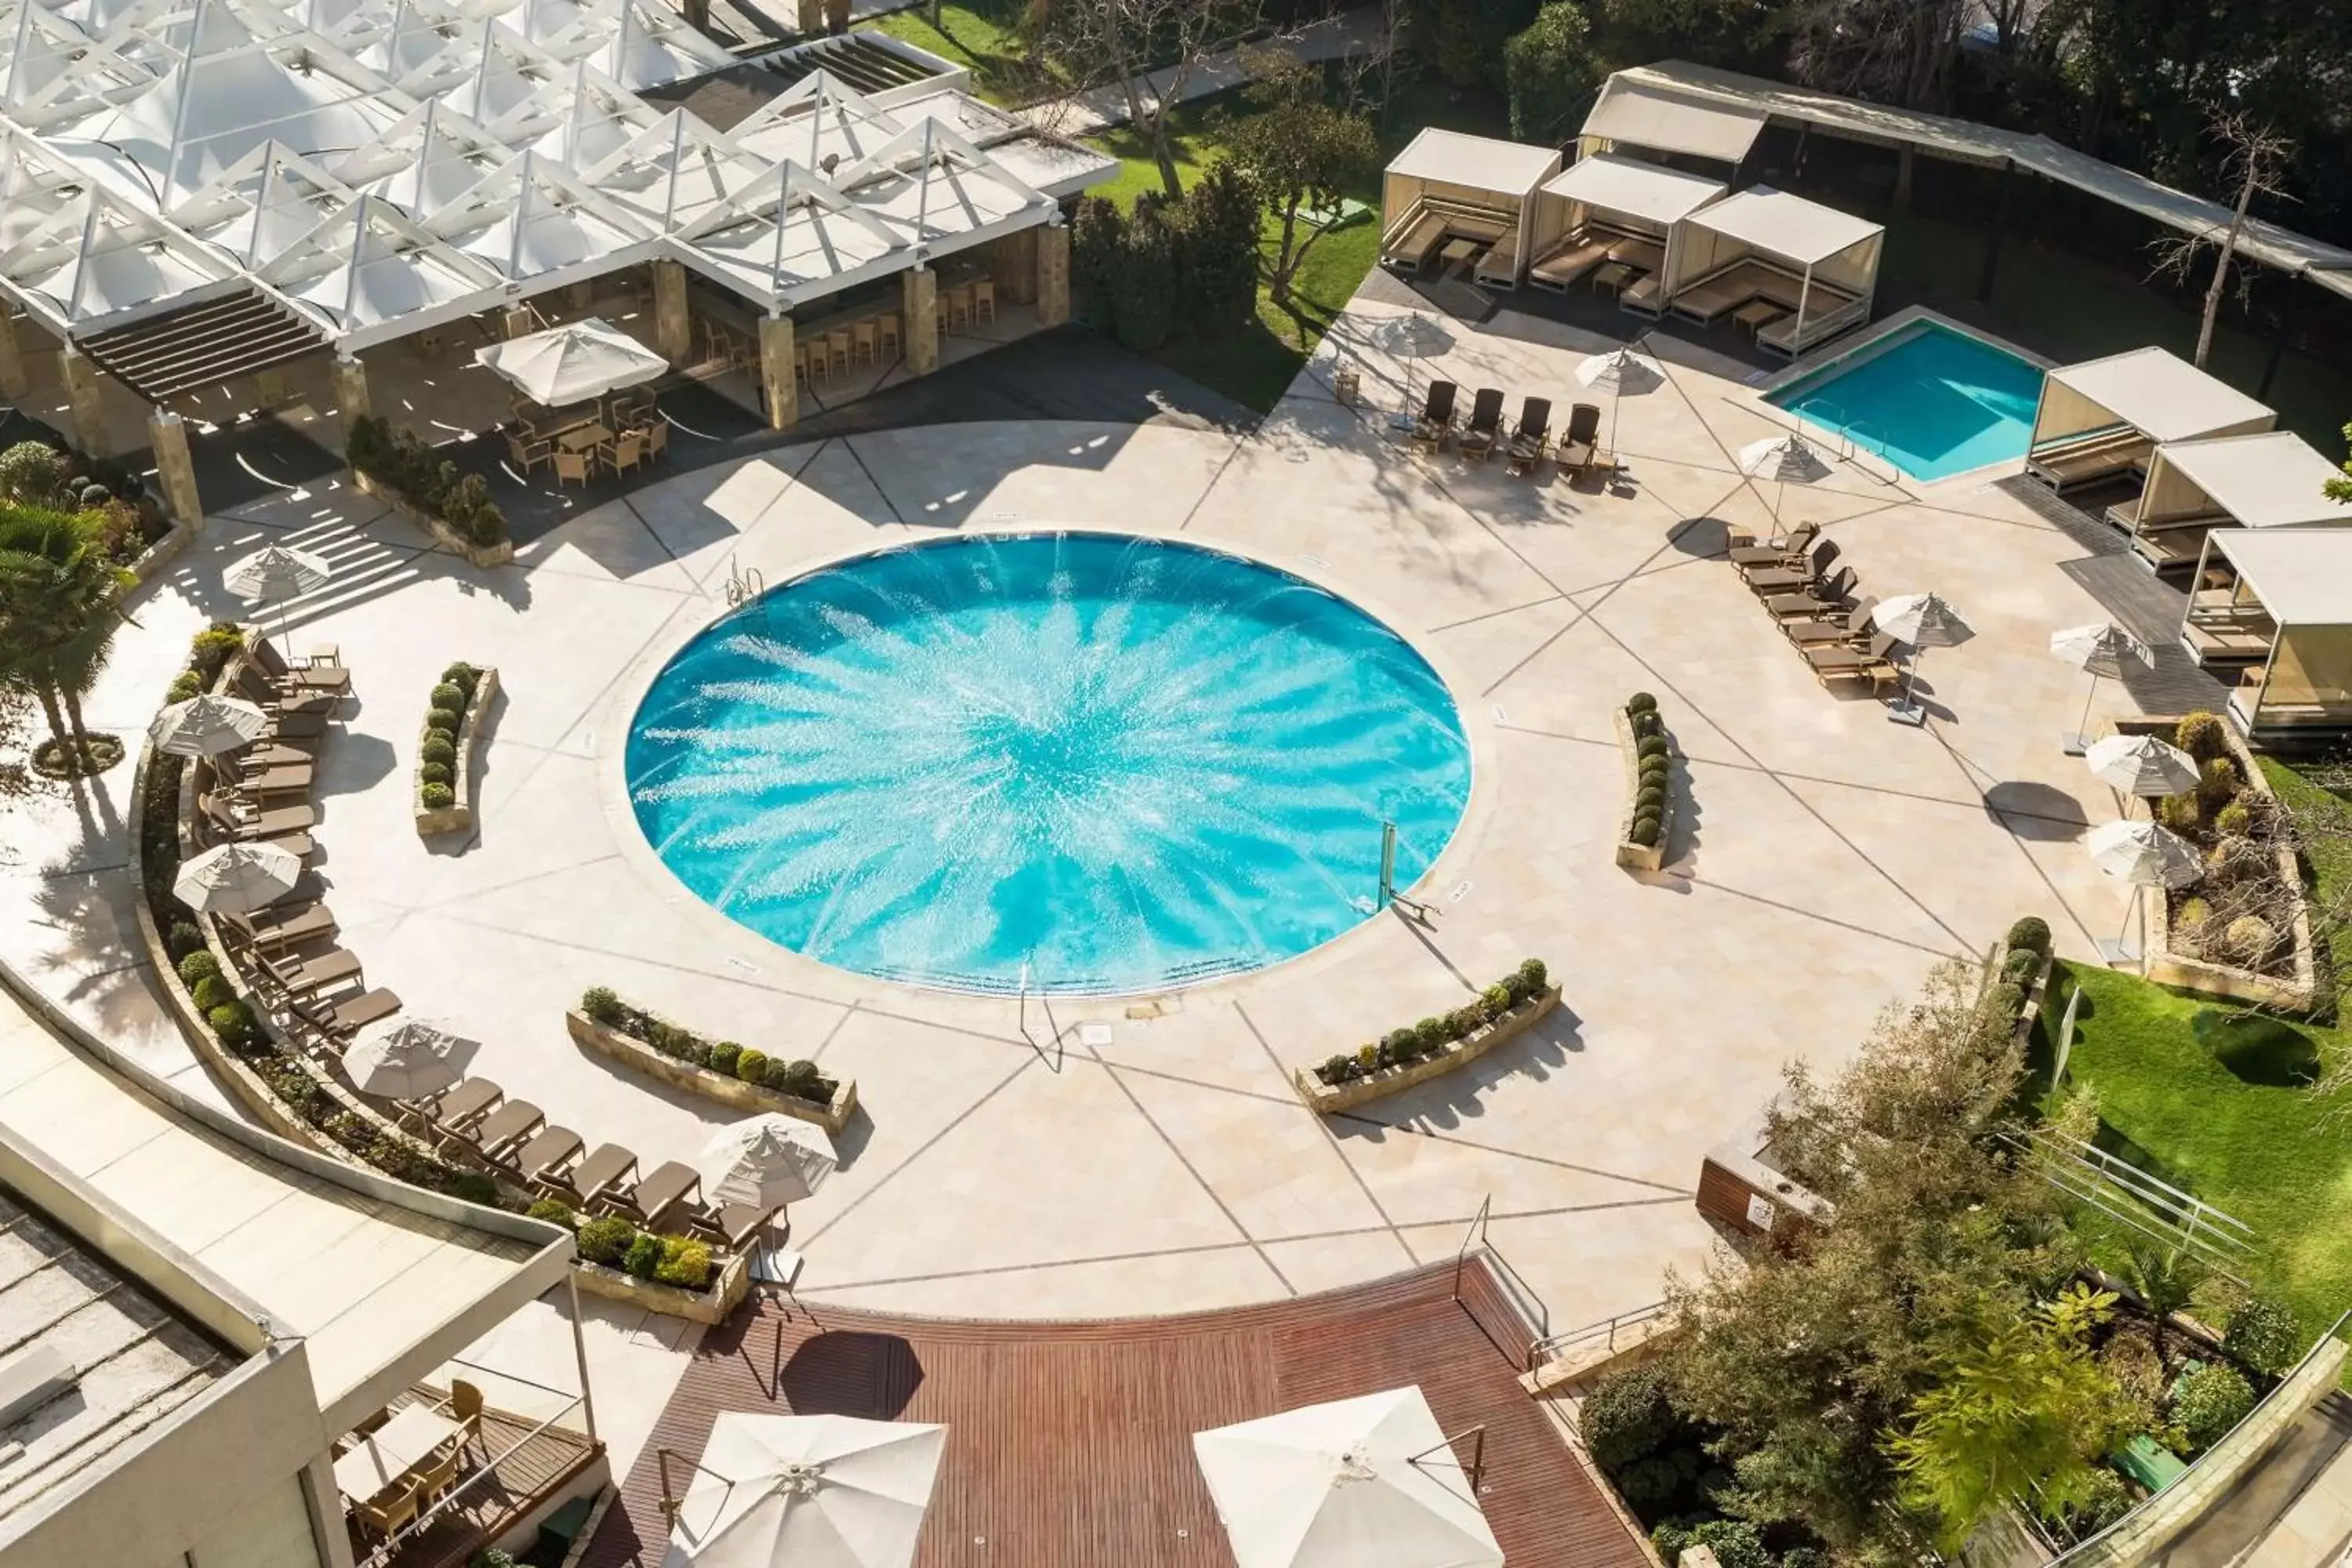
1378 129 1561 287
2180 528 2352 737
2025 346 2274 492
1524 151 1725 295
2119 430 2352 571
1664 186 1882 354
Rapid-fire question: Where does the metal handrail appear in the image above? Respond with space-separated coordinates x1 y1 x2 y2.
361 1391 591 1566
1524 1299 1671 1374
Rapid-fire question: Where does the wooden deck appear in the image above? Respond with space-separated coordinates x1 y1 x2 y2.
361 1388 603 1568
582 1258 1647 1568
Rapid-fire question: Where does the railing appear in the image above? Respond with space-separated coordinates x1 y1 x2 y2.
1524 1299 1672 1375
1452 1196 1551 1356
357 1364 595 1568
723 557 764 608
2009 1128 2257 1283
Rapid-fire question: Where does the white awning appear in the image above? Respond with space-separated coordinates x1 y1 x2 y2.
1686 186 1881 265
1385 129 1559 200
2209 528 2352 628
2049 347 2274 444
1581 78 1764 165
1541 153 1725 226
2156 433 2352 530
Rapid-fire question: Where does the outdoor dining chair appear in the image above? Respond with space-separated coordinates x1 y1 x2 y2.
1412 381 1457 451
948 282 974 332
879 311 902 358
1457 388 1505 461
1505 397 1552 476
505 429 552 474
644 419 670 463
554 450 590 488
600 432 646 479
852 320 877 365
355 1475 423 1543
973 278 996 324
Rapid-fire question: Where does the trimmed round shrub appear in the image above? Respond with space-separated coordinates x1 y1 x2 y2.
1317 1053 1360 1085
420 733 457 765
419 782 455 809
207 1000 260 1050
191 975 233 1013
2176 710 2229 761
429 681 466 712
2223 1294 2303 1375
1517 957 1547 992
1635 785 1666 814
1581 1363 1679 1472
1625 691 1658 714
1650 1524 1693 1566
2172 1360 2256 1450
2005 916 2051 954
419 760 454 788
576 1215 635 1265
581 985 624 1025
1355 1042 1378 1073
654 1237 713 1290
177 949 220 986
2158 791 2202 833
1479 983 1512 1014
763 1056 812 1095
2001 947 2041 986
1413 1015 1451 1050
441 662 478 692
1633 808 1662 836
736 1047 770 1083
706 1040 742 1076
1630 816 1661 848
0 440 67 505
2176 895 2214 935
2212 800 2252 839
525 1199 575 1227
167 920 205 960
1378 1029 1418 1067
2199 754 2241 808
2221 915 2276 967
1636 734 1669 763
622 1232 665 1279
1448 1003 1490 1037
1631 709 1664 739
425 706 461 735
167 671 204 703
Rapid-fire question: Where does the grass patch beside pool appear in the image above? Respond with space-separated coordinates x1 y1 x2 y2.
866 4 1043 104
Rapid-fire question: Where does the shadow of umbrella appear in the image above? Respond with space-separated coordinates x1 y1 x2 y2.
779 1332 926 1420
1981 781 2092 842
1370 313 1456 418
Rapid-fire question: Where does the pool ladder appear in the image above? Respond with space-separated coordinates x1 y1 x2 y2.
1794 399 1888 463
723 557 764 608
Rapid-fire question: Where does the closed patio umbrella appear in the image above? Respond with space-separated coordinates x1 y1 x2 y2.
223 543 332 648
342 1018 478 1100
172 840 303 914
1192 1386 1503 1568
2085 734 2199 803
2087 818 2201 967
150 694 269 757
1736 432 1830 530
477 317 668 406
2050 622 2152 754
1872 592 1975 727
662 1412 946 1568
699 1115 837 1209
1576 347 1662 466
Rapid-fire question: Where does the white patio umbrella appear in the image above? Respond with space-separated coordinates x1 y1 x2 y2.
699 1115 837 1209
1370 313 1453 418
2050 622 2152 754
662 1412 947 1568
2085 734 2200 803
223 543 332 648
476 317 668 406
172 840 303 914
341 1017 479 1101
1192 1386 1503 1568
1736 432 1831 530
1872 592 1975 726
2086 818 2202 967
149 693 269 757
1575 347 1662 466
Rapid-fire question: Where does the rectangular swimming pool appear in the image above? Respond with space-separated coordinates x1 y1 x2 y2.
1767 320 2045 482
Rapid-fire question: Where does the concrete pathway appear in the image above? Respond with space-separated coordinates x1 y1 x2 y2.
1014 6 1388 138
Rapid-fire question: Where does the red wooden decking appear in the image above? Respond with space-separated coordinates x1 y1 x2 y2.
583 1258 1647 1568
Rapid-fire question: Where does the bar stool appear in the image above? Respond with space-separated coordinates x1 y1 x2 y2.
878 311 902 358
851 320 877 366
947 283 974 332
825 328 851 376
972 279 996 325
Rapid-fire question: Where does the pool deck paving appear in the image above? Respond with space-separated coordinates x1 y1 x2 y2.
0 284 2151 1444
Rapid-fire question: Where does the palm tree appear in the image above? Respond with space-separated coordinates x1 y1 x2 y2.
2121 1239 2201 1370
0 505 130 775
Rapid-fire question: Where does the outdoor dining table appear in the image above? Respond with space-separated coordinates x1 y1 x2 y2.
333 1405 462 1501
556 423 611 454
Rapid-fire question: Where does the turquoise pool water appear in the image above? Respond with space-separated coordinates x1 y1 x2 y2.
626 534 1472 995
1768 321 2044 481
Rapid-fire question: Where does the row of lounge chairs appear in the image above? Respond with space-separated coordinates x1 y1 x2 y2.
1726 524 1902 692
1410 382 1607 477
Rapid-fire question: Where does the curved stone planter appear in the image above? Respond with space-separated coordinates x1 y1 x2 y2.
123 515 193 589
1294 986 1562 1113
416 665 499 837
570 1251 750 1327
352 468 517 568
1613 708 1672 873
567 1009 857 1134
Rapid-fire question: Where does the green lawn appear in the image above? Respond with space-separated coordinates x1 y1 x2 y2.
866 3 1042 105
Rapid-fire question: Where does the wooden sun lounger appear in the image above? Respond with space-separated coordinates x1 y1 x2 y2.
1619 272 1664 315
1807 631 1902 689
1457 389 1504 462
1529 237 1611 292
1726 523 1817 567
288 986 401 1043
219 902 337 951
254 637 351 692
452 1100 544 1163
423 1077 503 1133
535 1142 637 1207
1784 597 1878 648
693 1201 782 1252
258 946 364 998
2028 429 2150 490
1762 568 1858 620
1473 229 1522 288
1743 541 1838 594
502 1127 584 1185
201 792 318 840
598 1161 700 1231
1669 270 1749 323
1382 207 1450 272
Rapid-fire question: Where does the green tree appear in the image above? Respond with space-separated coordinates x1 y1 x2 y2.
1886 1283 2140 1552
1403 0 1539 93
1109 193 1181 350
0 506 129 772
1070 194 1130 336
1223 54 1379 309
1175 160 1263 335
1504 4 1606 143
2117 1239 2201 1370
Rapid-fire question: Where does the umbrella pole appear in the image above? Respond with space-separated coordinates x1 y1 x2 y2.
2073 671 2101 753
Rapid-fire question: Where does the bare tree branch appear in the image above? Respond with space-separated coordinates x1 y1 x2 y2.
2147 107 2295 369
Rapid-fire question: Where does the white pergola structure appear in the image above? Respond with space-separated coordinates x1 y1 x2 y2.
2181 528 2352 738
0 0 1112 457
2119 430 2352 571
2026 346 2274 492
1668 186 1882 354
1523 151 1724 296
1377 128 1560 288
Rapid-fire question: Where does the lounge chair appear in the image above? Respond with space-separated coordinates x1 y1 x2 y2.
1807 631 1903 689
1555 403 1602 474
286 986 401 1043
1457 389 1504 462
218 902 337 952
1727 521 1819 568
413 1077 502 1134
256 945 365 999
1529 235 1612 293
534 1142 637 1207
216 752 313 799
448 1100 544 1164
1783 595 1878 648
500 1126 583 1186
253 637 350 693
1504 397 1552 475
692 1201 782 1252
1412 382 1457 452
597 1160 700 1231
1473 230 1522 289
1743 539 1839 594
1762 567 1857 619
199 791 317 841
234 665 334 725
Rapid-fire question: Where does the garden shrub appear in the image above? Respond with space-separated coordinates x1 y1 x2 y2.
1635 785 1666 814
2176 896 2213 936
1631 816 1661 848
654 1236 713 1290
1482 982 1513 1013
1109 196 1180 351
622 1232 665 1279
1317 1052 1362 1085
419 782 455 809
471 1550 517 1568
1691 1520 1769 1568
448 1171 499 1205
2223 1294 2302 1374
1637 735 1669 763
706 1040 742 1076
1518 957 1547 992
188 626 244 681
191 975 233 1012
2176 711 2229 761
441 662 478 693
420 761 453 788
577 1215 635 1265
167 671 204 703
581 985 624 1025
764 1056 811 1096
1780 1551 1829 1568
1627 692 1657 714
2064 1469 2135 1535
1354 1042 1377 1072
1650 1523 1693 1565
1987 980 2025 1018
430 681 466 714
2005 916 2052 953
421 734 457 765
1631 709 1664 738
0 440 68 506
2172 1360 2256 1451
2220 915 2276 967
177 949 220 986
1449 1003 1490 1037
1582 1363 1680 1472
167 920 205 960
1413 1016 1450 1051
2212 799 2252 838
2158 792 2201 833
208 999 260 1049
2001 948 2042 986
526 1199 575 1226
736 1047 770 1083
2198 756 2241 810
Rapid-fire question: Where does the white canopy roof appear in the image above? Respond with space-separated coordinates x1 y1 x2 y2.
2209 528 2352 629
2049 347 2275 444
2160 433 2352 530
1582 75 1765 165
1385 128 1558 199
1686 186 1881 265
1542 152 1725 226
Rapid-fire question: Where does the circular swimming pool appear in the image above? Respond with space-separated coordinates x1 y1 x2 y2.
625 534 1472 995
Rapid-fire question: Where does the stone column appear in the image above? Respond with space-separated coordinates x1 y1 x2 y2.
149 409 203 531
652 260 692 365
0 310 27 400
757 314 797 431
332 354 370 430
1036 223 1072 329
796 0 820 29
902 267 939 377
60 348 112 458
993 230 1039 306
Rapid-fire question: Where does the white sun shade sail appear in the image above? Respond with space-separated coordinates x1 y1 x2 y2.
1686 187 1882 267
1581 76 1765 165
477 315 667 403
2145 432 2352 531
1192 1387 1503 1568
1384 128 1559 201
665 1413 947 1568
1543 151 1726 227
2044 348 2275 445
2206 529 2352 630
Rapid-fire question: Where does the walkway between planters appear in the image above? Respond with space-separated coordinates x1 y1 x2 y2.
1012 5 1388 139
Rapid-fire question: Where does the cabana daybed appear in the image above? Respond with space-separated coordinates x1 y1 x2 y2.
2180 528 2352 738
2120 430 2352 572
1666 187 1882 353
1379 130 1562 287
1524 152 1725 299
2025 347 2273 493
